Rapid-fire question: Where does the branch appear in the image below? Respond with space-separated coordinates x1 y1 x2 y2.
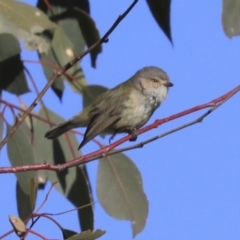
0 0 138 151
0 84 239 173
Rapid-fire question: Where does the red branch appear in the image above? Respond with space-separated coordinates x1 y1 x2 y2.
0 84 239 173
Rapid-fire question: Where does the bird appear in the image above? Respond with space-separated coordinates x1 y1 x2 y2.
45 66 173 149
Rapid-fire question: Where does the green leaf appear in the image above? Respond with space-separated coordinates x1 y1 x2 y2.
32 109 54 165
61 228 78 239
16 179 37 221
97 153 148 237
66 229 106 240
0 0 56 52
37 0 88 98
52 27 87 93
67 166 94 231
34 107 93 231
37 0 85 56
0 0 56 32
74 8 102 67
0 34 29 95
38 26 87 99
222 0 240 38
52 27 77 68
146 0 172 42
30 108 53 186
7 122 38 194
37 0 101 68
7 122 38 219
33 107 75 193
37 41 65 99
82 85 108 108
29 178 37 213
9 215 26 237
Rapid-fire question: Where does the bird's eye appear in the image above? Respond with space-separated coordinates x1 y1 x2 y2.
152 78 158 83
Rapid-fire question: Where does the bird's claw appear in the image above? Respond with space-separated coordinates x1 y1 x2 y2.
128 127 138 141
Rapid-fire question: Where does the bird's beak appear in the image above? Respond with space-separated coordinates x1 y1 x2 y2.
165 82 174 87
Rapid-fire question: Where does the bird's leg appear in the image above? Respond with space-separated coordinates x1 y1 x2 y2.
108 127 138 144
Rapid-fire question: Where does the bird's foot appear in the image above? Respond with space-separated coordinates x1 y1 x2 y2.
108 127 138 144
127 127 138 141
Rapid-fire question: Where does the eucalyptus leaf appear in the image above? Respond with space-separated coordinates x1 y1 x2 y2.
35 107 93 231
61 228 78 239
97 153 148 237
37 0 88 98
67 166 94 231
38 26 87 99
9 215 26 236
52 27 87 93
146 0 172 42
16 180 37 221
37 41 65 99
37 0 101 68
222 0 240 38
0 0 56 52
0 34 29 95
74 8 102 67
67 229 106 240
7 122 38 195
33 107 79 194
37 0 86 57
7 122 38 220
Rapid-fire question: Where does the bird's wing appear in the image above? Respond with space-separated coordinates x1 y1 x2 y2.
78 105 123 149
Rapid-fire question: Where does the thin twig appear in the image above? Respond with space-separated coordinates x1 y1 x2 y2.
35 182 57 213
20 183 57 239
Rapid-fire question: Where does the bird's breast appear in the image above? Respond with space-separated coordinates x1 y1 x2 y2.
113 91 160 131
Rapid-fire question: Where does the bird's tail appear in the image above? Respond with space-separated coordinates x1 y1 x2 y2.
45 121 73 139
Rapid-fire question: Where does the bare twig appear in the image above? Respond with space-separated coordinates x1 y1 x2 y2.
0 0 138 151
35 182 57 214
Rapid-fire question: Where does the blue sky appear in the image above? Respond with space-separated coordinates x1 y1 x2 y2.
1 0 240 239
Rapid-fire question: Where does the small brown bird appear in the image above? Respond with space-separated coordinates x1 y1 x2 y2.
45 66 173 149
